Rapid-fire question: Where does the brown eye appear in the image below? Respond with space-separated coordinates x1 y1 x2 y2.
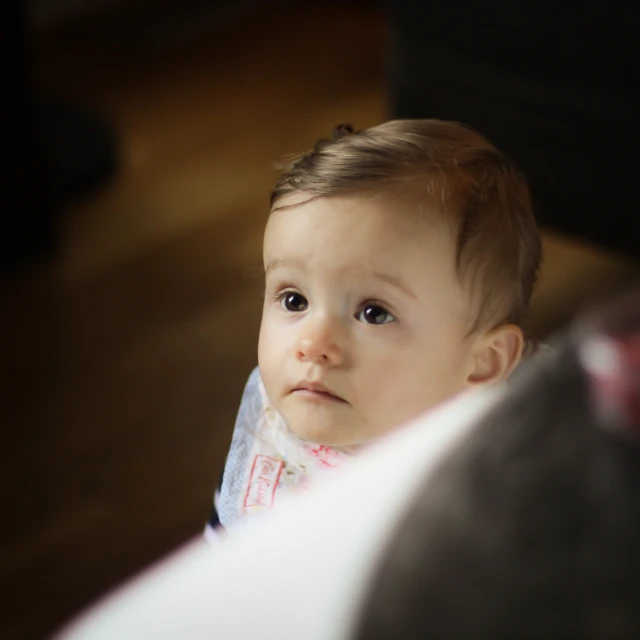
281 292 308 312
358 304 394 325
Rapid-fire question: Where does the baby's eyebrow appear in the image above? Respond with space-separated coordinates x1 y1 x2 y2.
373 271 417 300
264 258 305 274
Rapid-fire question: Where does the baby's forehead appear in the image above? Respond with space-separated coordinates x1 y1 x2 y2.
267 193 453 248
263 195 473 304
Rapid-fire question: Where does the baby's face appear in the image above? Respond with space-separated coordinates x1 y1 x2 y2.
258 193 477 447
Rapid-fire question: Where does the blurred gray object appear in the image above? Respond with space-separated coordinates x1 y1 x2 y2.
3 1 118 275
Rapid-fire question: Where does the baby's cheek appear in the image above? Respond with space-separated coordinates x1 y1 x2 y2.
378 368 445 425
258 319 278 363
360 369 415 425
257 348 278 400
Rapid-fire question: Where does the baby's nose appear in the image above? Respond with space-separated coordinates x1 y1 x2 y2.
296 316 345 366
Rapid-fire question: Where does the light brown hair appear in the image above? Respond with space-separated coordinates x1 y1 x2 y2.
271 120 541 336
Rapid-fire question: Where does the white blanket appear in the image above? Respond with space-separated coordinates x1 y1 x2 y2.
55 384 505 640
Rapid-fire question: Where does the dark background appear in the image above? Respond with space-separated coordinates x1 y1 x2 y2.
2 1 638 638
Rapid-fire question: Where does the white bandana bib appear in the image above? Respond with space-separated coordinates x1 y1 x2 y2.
217 367 354 529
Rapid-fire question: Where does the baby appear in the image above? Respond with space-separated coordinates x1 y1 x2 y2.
207 119 542 535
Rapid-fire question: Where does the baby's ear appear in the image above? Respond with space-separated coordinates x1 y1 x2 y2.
467 324 524 386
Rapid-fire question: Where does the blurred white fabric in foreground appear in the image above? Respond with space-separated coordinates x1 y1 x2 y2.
54 386 505 640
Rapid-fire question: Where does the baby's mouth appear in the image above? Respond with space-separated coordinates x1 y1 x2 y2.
291 381 347 403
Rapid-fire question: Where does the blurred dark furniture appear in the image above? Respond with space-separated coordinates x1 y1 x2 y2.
386 1 639 260
2 1 117 277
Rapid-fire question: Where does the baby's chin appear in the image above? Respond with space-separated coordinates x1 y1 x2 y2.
285 415 368 449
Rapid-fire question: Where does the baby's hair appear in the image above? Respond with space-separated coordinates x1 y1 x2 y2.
271 120 542 340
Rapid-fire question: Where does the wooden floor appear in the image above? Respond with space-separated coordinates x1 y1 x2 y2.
3 2 639 638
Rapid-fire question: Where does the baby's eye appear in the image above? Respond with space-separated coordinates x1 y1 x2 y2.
280 292 308 312
356 304 395 325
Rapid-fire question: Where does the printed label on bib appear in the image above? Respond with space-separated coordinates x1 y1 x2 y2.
243 454 284 511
